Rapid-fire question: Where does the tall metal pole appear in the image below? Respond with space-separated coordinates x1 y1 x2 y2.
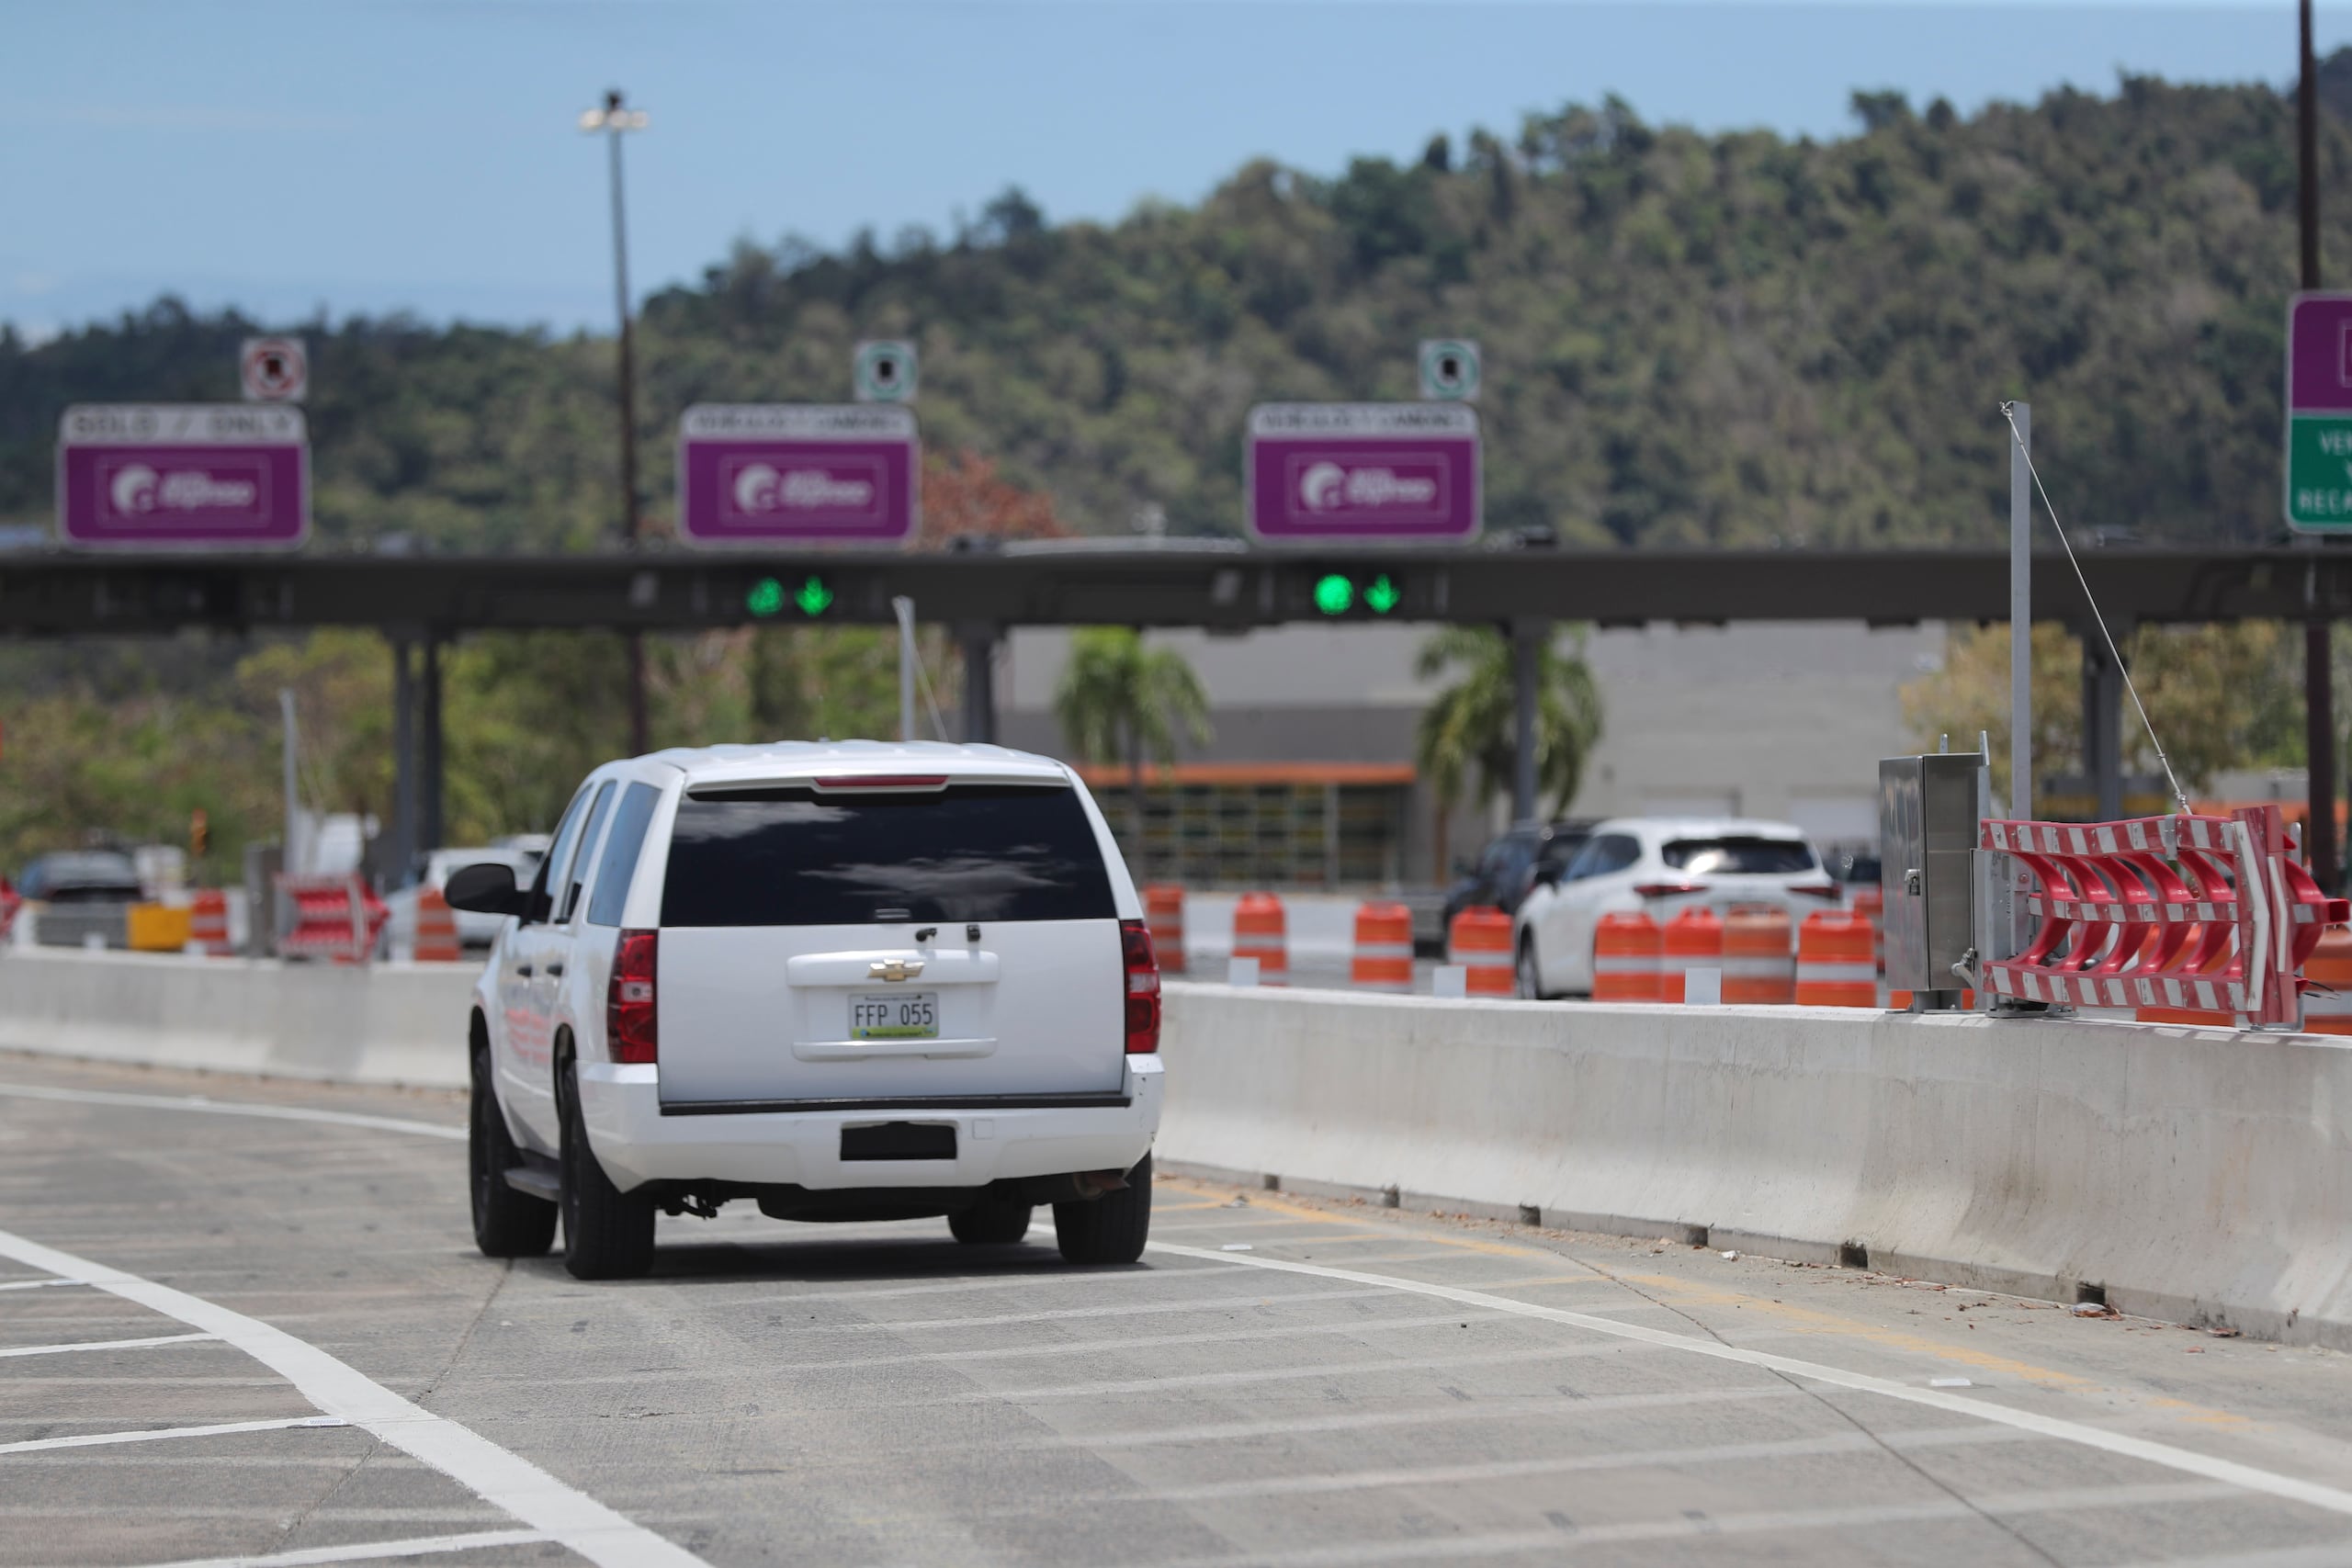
2301 0 2338 890
1510 618 1544 824
894 596 918 743
279 688 302 878
593 88 650 758
2009 402 2031 822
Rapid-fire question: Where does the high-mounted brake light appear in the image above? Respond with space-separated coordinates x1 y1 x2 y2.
810 774 949 792
1632 881 1710 900
1788 881 1844 901
607 929 659 1064
1120 919 1161 1055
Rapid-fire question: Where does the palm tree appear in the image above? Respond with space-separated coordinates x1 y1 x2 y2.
1415 626 1604 826
1054 628 1212 859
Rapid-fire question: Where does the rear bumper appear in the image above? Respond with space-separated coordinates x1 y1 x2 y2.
576 1056 1164 1192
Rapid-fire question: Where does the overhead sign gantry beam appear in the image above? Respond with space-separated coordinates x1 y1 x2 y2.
0 545 2335 639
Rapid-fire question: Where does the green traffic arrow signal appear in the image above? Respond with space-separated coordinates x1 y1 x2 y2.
1313 573 1354 615
746 577 786 617
1364 574 1400 615
793 576 835 616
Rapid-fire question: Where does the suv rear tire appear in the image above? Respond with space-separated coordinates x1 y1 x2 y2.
949 1197 1035 1246
559 1061 655 1280
470 1047 556 1258
1052 1153 1153 1265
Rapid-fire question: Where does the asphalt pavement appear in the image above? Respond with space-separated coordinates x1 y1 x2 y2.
6 1051 2352 1568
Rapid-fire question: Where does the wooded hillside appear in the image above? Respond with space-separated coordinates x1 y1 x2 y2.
4 65 2344 549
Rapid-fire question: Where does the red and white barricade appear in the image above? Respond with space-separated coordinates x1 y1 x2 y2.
278 875 390 964
1980 806 2346 1029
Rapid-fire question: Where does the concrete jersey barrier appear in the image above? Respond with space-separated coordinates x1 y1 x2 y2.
1155 981 2352 1348
12 946 2352 1348
0 947 472 1089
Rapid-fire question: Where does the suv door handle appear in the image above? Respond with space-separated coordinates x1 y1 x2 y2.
514 963 534 977
545 962 564 978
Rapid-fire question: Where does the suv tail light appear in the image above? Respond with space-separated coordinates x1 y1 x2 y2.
1121 919 1161 1055
607 929 659 1064
1633 881 1710 899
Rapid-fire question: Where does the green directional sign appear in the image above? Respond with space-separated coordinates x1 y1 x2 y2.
2288 415 2352 528
1363 574 1401 615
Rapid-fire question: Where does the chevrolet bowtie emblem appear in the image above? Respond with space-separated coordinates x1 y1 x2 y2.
868 958 924 983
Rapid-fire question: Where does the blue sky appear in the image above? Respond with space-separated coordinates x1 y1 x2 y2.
0 1 2335 339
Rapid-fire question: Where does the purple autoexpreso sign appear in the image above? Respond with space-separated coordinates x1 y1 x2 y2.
677 404 920 547
56 404 309 550
1246 403 1480 544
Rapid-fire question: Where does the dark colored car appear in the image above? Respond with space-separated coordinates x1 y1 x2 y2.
18 851 142 904
1443 821 1597 929
17 850 144 950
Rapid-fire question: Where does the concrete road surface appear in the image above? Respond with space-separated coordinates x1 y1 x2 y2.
6 1052 2352 1568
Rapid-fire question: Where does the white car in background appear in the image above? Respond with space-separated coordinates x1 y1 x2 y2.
384 845 545 954
1512 818 1841 998
444 741 1164 1280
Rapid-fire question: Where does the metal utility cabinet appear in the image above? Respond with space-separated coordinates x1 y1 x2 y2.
1879 753 1984 1007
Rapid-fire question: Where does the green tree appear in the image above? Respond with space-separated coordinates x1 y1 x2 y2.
1052 629 1212 847
1414 626 1604 821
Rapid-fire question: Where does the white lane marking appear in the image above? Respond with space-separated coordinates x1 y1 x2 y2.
965 1337 1666 1404
1157 1481 2242 1567
0 1331 215 1359
1010 1384 1801 1453
0 1416 348 1455
787 1282 1401 1334
2109 1544 2352 1568
0 1083 464 1142
0 1276 84 1292
1155 1241 2352 1521
1127 1422 2036 1504
129 1528 550 1568
475 1307 1520 1389
0 1227 708 1568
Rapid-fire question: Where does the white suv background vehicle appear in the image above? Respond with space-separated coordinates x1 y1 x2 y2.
1512 817 1840 998
445 741 1164 1280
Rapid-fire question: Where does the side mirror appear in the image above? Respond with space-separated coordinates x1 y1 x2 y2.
443 863 529 919
1533 861 1565 888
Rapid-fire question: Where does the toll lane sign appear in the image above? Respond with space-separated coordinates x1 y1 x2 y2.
2286 294 2352 530
1245 403 1480 544
56 404 309 550
676 404 920 547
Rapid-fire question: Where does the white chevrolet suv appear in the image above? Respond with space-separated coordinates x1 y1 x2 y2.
443 741 1164 1280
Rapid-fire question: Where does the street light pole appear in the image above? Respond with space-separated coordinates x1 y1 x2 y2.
2300 4 2337 891
582 88 651 756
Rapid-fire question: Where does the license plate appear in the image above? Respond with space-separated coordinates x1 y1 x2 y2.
850 991 939 1041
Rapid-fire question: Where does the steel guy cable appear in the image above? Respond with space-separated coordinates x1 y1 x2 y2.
1999 402 2191 818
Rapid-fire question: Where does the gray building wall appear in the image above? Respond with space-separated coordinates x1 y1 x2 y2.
997 620 1946 884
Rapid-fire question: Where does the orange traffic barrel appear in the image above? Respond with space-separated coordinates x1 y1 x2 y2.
414 887 463 963
1659 908 1724 1004
1721 909 1795 1005
1852 885 1885 987
2304 926 2352 1035
1794 910 1877 1007
1447 906 1515 997
1592 910 1662 1002
1232 893 1287 986
187 889 232 957
1352 901 1415 992
1144 885 1186 976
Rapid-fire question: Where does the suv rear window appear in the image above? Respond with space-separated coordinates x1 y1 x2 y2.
1661 837 1816 875
662 784 1114 927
